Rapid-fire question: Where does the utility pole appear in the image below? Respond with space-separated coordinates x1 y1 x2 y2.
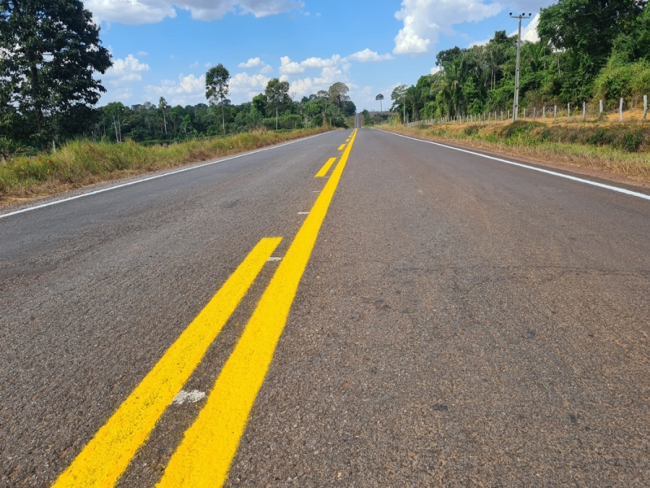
510 12 532 122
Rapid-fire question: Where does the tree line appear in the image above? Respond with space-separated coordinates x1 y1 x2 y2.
0 0 355 153
386 0 650 122
90 76 355 145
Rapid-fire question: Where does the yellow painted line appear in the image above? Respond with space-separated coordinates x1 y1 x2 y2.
157 129 358 488
338 144 346 150
52 237 282 488
315 157 337 178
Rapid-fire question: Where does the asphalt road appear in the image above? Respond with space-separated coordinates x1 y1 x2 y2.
1 128 649 487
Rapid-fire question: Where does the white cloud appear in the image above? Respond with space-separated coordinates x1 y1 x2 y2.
287 64 345 97
279 56 305 74
190 61 199 68
86 0 304 24
238 56 272 73
204 62 212 67
145 73 205 105
301 55 341 68
229 72 270 94
430 65 441 74
137 50 148 56
105 54 150 83
347 49 393 63
393 0 501 55
238 57 262 68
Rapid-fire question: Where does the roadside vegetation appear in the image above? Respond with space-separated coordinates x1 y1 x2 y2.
368 0 650 184
0 0 358 205
380 119 650 183
377 0 650 123
0 127 328 205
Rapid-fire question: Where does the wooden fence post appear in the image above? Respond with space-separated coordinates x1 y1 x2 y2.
582 101 586 121
554 105 557 122
567 103 570 121
644 95 648 121
543 106 546 121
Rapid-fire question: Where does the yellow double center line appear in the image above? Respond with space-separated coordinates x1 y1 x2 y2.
158 129 357 486
53 130 357 487
53 238 282 487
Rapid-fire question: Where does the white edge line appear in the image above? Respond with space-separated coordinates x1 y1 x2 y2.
376 129 650 202
0 132 330 220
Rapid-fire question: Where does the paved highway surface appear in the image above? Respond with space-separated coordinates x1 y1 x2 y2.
1 128 649 487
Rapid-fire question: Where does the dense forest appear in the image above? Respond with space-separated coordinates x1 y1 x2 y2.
85 81 355 146
2 74 356 152
389 0 650 121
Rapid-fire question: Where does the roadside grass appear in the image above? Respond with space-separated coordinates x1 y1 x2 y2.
379 121 650 184
0 128 329 205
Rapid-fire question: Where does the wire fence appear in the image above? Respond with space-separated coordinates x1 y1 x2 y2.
406 95 649 127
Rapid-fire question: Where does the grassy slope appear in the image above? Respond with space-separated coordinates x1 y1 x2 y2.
0 128 329 205
379 118 650 184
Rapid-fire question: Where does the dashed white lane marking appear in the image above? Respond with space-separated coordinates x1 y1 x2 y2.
172 390 206 405
267 257 282 262
312 190 320 193
0 132 332 220
377 129 650 202
298 212 309 215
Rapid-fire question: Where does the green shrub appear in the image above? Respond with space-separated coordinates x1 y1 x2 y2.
593 61 650 101
620 131 644 152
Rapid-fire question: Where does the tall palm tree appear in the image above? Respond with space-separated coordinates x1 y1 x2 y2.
432 59 463 117
375 93 384 112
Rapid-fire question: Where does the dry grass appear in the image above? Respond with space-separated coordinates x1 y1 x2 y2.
0 128 329 206
380 120 650 184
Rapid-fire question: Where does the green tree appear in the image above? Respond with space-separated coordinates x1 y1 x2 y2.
375 93 384 111
391 84 407 123
103 102 126 142
538 0 645 100
205 63 230 135
265 78 290 129
252 93 267 117
328 82 350 107
0 0 112 148
158 97 169 136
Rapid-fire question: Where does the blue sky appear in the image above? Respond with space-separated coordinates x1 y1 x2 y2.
90 0 553 111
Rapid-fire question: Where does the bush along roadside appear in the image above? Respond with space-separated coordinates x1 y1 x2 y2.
0 127 329 205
